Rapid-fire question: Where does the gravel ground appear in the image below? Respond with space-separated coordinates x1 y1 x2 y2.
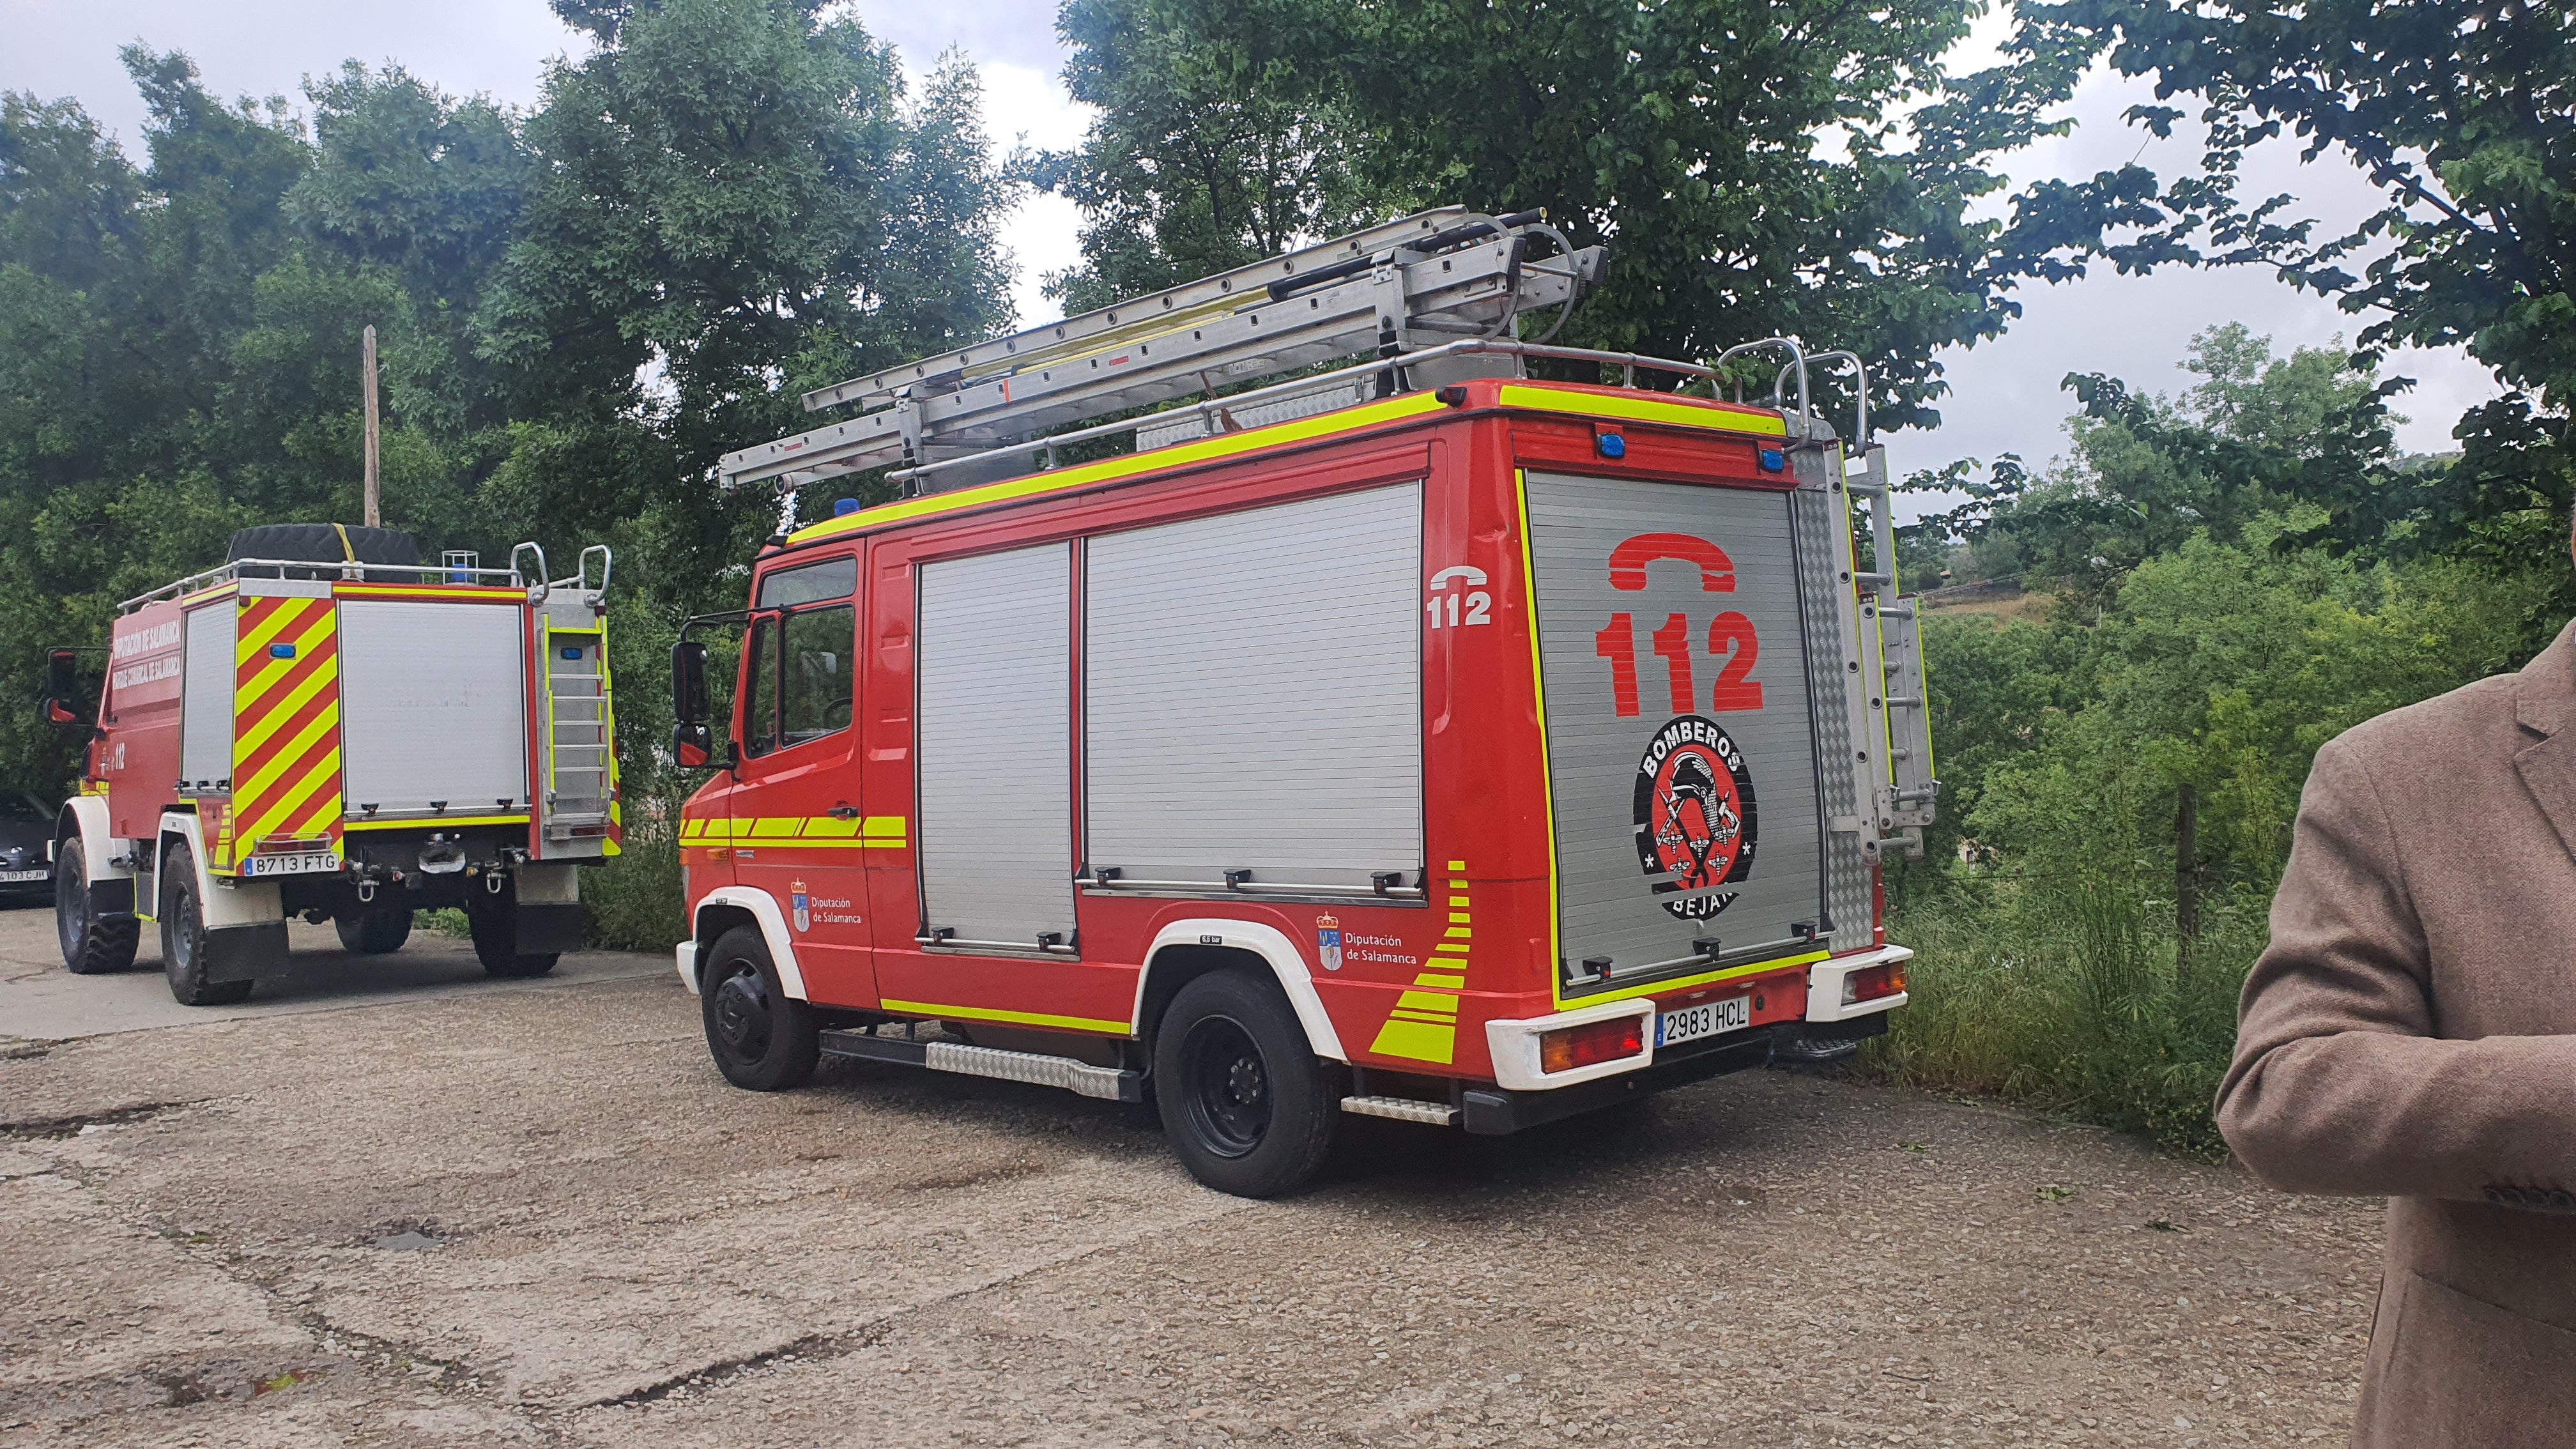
0 913 2380 1448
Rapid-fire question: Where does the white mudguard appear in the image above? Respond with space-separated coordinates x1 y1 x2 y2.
1137 919 1349 1062
685 887 808 1000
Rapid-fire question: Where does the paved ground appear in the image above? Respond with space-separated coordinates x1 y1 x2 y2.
0 905 2383 1448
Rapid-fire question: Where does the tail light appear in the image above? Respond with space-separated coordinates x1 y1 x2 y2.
1539 1015 1646 1073
1843 960 1908 1006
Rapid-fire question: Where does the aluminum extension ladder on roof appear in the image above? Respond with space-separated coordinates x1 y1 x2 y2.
718 207 1604 493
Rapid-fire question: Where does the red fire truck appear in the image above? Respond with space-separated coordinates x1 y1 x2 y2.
672 209 1933 1196
45 526 620 1004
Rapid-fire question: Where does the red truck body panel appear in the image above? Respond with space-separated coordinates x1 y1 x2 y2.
680 377 1883 1086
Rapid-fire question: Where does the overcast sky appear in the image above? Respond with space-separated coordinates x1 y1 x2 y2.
1 0 2502 504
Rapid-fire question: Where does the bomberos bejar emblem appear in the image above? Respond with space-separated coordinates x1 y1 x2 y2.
1631 715 1758 919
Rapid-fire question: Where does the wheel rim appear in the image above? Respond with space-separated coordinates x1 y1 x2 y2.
56 859 83 960
1179 1015 1271 1159
166 873 196 980
710 961 773 1062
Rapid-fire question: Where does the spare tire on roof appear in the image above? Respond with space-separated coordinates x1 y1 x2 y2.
227 524 420 567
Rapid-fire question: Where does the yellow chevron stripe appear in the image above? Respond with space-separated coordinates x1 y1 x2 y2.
233 654 340 762
234 610 336 703
237 702 340 802
243 758 343 843
234 599 309 663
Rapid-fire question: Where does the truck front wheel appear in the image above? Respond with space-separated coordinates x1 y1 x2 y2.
159 841 252 1007
56 839 138 976
700 925 818 1091
1153 970 1337 1199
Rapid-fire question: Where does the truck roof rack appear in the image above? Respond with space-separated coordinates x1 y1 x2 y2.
719 206 1609 493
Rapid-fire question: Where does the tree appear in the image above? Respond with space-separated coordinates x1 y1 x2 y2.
1040 0 2180 431
2025 0 2576 591
1901 326 2432 606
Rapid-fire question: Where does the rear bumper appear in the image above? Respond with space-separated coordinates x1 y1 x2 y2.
1805 944 1912 1022
1460 1031 1774 1135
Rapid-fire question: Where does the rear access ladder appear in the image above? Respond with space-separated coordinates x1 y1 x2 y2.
1844 443 1938 854
532 546 617 847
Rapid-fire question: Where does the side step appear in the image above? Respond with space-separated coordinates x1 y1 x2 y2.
1340 1095 1459 1127
818 1029 1144 1103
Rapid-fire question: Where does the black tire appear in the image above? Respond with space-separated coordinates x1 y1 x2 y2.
1152 970 1338 1199
334 907 414 954
56 839 139 975
160 841 252 1007
465 888 556 978
699 925 819 1091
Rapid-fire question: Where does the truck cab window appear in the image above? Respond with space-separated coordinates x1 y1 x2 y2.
781 604 855 746
742 554 859 759
742 617 781 758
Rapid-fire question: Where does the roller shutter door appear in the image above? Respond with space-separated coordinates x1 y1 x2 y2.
339 601 528 816
1084 482 1422 891
916 542 1076 948
1524 473 1826 991
180 601 237 790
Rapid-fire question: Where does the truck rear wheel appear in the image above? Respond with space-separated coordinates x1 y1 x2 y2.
1153 970 1337 1199
334 908 413 955
55 839 138 976
466 893 556 978
700 925 818 1091
159 841 252 1007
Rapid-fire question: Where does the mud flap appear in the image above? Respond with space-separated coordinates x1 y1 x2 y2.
514 903 585 956
201 922 291 983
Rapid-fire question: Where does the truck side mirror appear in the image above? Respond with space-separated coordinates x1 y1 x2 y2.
40 648 86 733
671 640 715 769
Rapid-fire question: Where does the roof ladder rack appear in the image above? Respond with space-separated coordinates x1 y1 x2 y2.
719 206 1606 494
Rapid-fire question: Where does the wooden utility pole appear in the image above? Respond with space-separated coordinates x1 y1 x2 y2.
362 325 381 528
2174 781 2200 956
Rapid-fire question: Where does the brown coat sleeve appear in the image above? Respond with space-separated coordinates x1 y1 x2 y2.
2217 736 2576 1199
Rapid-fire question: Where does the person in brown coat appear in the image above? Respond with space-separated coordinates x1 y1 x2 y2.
2218 540 2576 1447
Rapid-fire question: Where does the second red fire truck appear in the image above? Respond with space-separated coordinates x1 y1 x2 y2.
673 208 1933 1196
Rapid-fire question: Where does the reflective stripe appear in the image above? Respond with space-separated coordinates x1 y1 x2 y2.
878 998 1128 1036
680 815 908 847
1368 857 1473 1065
1495 383 1790 437
230 595 341 862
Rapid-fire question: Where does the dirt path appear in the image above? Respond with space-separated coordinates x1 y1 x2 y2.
1 919 2380 1448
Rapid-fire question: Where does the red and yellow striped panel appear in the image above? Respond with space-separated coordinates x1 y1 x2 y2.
229 595 344 866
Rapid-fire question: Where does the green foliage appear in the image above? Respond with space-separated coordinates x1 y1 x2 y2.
1866 880 2258 1159
0 12 1016 948
1875 327 2568 1154
2022 0 2576 600
1039 0 2173 430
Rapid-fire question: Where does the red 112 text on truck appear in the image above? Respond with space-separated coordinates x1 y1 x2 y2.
46 526 620 1004
671 208 1935 1196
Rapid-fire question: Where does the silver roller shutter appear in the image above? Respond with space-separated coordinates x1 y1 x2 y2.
1524 473 1826 992
1084 482 1423 891
180 602 237 789
339 601 529 815
917 542 1076 948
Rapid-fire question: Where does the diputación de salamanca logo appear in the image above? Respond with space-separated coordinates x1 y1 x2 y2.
1631 714 1758 920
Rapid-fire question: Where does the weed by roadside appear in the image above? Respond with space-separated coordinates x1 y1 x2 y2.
1859 878 2256 1159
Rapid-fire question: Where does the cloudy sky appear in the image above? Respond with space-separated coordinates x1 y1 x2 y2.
1 0 2500 500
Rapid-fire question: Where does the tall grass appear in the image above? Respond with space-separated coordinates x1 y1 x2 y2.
1862 877 2258 1158
580 819 686 953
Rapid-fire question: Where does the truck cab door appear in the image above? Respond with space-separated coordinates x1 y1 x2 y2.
726 552 873 1007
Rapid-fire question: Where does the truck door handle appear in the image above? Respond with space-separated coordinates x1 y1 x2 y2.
828 804 860 820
